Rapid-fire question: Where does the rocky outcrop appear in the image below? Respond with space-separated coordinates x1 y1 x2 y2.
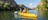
18 4 32 10
0 0 19 11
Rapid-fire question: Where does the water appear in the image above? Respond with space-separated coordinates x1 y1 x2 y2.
0 10 41 20
28 10 41 20
0 10 48 20
15 10 40 20
28 10 38 15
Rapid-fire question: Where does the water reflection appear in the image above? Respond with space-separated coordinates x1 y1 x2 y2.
28 10 38 15
14 10 38 20
0 9 47 20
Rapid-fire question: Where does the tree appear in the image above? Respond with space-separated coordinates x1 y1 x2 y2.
3 3 10 8
37 0 48 20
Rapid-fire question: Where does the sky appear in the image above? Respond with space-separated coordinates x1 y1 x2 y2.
14 0 40 8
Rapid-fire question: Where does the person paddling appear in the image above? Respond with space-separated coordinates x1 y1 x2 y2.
19 8 37 20
21 8 28 14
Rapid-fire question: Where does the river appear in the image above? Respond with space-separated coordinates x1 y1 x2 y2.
0 10 48 20
14 10 41 20
0 10 41 20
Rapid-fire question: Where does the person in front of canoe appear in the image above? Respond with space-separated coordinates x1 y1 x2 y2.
19 8 28 14
21 8 28 14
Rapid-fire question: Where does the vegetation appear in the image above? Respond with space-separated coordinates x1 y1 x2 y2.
37 0 48 20
0 1 17 20
0 1 20 11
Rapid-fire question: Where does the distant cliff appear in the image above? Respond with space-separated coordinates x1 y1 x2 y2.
18 4 32 10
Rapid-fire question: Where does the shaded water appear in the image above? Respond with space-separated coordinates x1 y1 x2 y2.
0 10 48 20
0 10 38 20
0 11 16 20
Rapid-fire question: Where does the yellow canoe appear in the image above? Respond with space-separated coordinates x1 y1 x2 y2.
18 12 37 19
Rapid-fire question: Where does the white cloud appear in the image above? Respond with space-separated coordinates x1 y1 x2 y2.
29 3 32 7
28 3 33 8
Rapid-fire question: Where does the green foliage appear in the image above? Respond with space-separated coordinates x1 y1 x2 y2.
0 1 3 4
37 0 47 9
47 2 48 7
37 0 48 20
0 1 10 9
3 3 10 8
0 1 4 6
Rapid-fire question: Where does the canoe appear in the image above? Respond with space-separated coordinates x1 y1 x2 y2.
18 12 37 19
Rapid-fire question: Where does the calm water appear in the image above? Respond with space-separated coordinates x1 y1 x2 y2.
0 10 41 20
15 10 41 20
28 10 41 20
0 10 47 20
28 10 38 14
